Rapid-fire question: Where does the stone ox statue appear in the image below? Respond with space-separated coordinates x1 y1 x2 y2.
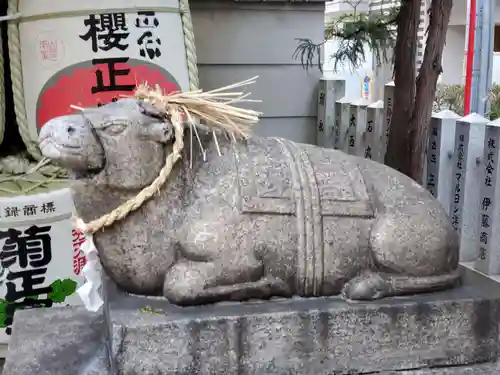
39 99 460 305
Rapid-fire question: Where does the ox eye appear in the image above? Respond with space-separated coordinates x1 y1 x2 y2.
103 123 127 135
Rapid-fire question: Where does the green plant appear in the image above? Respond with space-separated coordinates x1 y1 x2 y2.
488 84 500 120
433 84 465 116
433 83 500 119
0 278 77 328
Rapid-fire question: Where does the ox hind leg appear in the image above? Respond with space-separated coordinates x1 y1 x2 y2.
163 252 291 306
342 213 461 301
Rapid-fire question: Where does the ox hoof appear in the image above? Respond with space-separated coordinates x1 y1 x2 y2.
163 263 207 305
341 272 392 301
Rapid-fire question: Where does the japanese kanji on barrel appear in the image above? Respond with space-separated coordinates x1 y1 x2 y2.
0 183 86 346
10 0 194 159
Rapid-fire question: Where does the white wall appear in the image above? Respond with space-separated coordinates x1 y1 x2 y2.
441 25 466 84
325 0 369 24
493 55 500 84
442 24 500 85
449 0 468 26
449 0 500 26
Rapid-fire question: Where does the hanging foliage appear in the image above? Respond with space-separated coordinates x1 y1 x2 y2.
293 6 399 72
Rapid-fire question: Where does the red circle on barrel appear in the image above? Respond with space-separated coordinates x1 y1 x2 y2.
36 59 181 129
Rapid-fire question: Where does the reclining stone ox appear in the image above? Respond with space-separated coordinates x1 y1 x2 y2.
38 99 460 305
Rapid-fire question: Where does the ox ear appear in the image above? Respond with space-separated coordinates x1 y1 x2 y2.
138 101 174 144
138 100 165 120
145 120 175 144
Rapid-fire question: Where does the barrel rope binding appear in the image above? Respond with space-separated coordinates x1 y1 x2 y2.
7 0 36 159
0 12 5 147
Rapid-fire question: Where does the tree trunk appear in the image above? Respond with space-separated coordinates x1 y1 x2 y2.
384 0 421 175
409 0 453 183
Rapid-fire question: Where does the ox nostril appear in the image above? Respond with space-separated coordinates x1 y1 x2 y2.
67 125 75 135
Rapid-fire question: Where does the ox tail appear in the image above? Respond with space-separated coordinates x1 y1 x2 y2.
387 269 462 295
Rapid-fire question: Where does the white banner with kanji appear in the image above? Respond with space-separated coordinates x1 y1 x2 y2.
0 188 86 343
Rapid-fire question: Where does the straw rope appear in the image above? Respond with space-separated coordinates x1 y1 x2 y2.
79 77 261 234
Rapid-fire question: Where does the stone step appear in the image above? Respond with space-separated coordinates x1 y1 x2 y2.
105 265 500 375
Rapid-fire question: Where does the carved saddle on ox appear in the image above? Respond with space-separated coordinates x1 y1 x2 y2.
234 137 376 297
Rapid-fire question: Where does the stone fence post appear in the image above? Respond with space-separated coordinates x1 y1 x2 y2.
316 78 346 148
425 110 460 214
449 113 488 263
474 119 500 275
364 100 384 162
380 81 394 161
346 98 370 156
336 97 352 151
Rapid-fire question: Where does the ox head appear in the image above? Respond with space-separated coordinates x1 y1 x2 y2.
39 99 175 189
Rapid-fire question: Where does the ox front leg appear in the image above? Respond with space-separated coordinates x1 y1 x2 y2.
163 256 290 305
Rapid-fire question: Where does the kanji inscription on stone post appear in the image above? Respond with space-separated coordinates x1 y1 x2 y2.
316 78 346 148
449 121 470 234
381 81 394 160
475 119 500 274
451 113 489 263
365 100 384 161
426 116 442 198
334 98 351 151
346 103 358 155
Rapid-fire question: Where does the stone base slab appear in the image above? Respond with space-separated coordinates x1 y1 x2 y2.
105 266 500 375
3 306 110 375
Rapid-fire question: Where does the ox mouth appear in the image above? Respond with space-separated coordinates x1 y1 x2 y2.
39 138 82 154
39 138 83 165
39 138 105 176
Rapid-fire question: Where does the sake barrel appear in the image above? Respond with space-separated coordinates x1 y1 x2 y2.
13 0 193 158
0 175 86 348
0 32 4 147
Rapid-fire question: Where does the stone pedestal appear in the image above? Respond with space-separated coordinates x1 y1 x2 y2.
5 266 500 375
3 306 110 375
